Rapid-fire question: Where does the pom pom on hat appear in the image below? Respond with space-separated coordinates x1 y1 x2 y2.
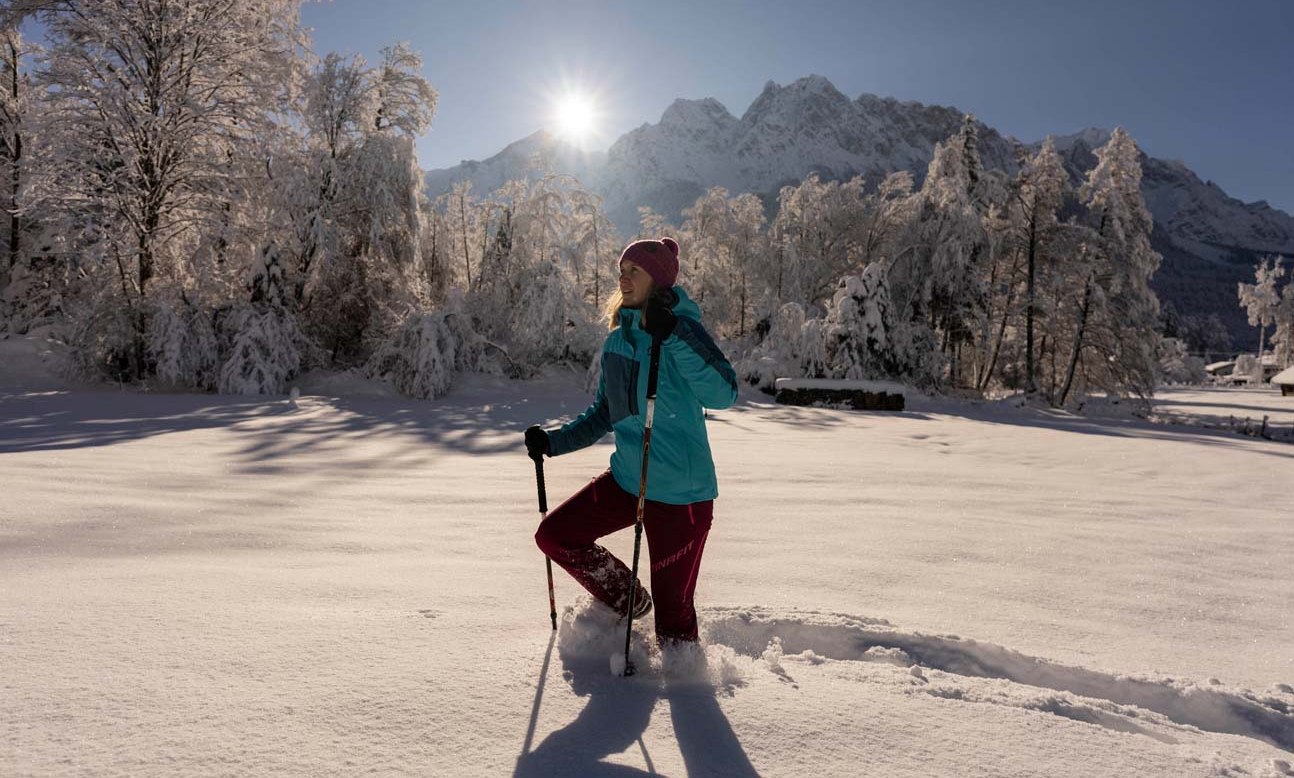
618 237 680 289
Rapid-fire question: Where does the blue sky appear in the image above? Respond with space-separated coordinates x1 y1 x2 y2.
300 0 1294 212
18 2 1292 211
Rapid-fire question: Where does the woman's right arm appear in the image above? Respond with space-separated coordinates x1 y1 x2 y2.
546 368 612 456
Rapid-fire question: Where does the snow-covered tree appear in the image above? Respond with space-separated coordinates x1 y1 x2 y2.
566 187 621 310
636 206 671 240
1177 311 1233 359
250 243 287 307
1272 278 1294 369
1012 137 1069 393
38 0 304 377
148 293 219 389
680 186 738 310
0 26 34 288
1156 337 1206 385
371 42 438 136
443 181 484 291
697 191 766 338
509 258 601 368
1059 127 1162 405
898 127 991 387
769 173 866 306
293 43 437 365
1237 255 1285 360
218 305 309 395
855 171 917 269
416 174 610 380
821 264 936 385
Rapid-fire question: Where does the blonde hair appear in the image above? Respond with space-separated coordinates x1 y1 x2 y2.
603 289 625 331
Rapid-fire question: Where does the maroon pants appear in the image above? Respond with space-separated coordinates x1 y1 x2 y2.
535 471 713 643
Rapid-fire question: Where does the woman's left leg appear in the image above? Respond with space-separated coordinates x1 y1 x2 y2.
643 500 714 643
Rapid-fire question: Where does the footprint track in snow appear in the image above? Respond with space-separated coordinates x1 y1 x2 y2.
702 606 1294 754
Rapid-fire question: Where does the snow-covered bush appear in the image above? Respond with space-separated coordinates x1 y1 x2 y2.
69 297 139 382
1156 337 1206 385
365 296 518 399
823 266 940 388
826 269 894 381
148 295 219 390
1232 354 1262 384
218 305 310 395
508 260 602 370
738 302 830 392
365 311 458 400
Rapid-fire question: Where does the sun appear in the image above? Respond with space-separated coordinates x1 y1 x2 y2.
552 92 599 144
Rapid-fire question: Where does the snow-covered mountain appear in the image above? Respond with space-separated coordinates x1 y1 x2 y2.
422 129 606 199
426 75 1017 231
425 75 1294 348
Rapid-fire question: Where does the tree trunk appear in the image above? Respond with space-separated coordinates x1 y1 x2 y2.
974 250 1003 387
591 212 600 310
1255 325 1267 382
1025 215 1038 394
458 193 471 291
6 126 17 277
1059 276 1094 406
979 280 1016 391
5 38 20 279
739 267 747 338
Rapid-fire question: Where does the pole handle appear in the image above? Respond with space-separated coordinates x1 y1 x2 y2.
533 456 548 513
533 455 556 630
646 335 663 401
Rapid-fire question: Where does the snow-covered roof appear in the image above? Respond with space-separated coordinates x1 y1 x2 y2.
1272 366 1294 386
1204 361 1234 372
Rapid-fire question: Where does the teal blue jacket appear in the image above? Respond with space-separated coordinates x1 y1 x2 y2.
548 287 738 504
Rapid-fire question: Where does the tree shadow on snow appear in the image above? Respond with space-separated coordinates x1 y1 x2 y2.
948 402 1294 461
0 379 589 465
0 390 290 454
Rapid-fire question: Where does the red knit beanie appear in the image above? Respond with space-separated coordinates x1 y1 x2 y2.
618 237 680 289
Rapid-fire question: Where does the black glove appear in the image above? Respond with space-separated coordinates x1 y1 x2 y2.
524 425 550 460
641 295 677 341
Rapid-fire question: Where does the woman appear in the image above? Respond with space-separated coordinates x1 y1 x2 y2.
525 237 738 645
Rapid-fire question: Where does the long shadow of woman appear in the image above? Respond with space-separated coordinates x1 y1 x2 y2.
514 648 661 777
667 683 760 777
515 635 760 777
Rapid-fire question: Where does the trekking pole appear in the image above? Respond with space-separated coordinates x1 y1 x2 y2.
533 455 557 630
621 335 664 677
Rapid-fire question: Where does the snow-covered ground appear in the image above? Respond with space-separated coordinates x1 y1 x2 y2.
2 366 1292 776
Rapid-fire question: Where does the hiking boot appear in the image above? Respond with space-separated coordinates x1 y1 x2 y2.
623 588 652 620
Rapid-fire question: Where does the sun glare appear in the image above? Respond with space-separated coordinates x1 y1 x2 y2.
553 93 598 143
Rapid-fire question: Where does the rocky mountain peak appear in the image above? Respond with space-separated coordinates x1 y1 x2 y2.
658 97 737 132
740 74 853 125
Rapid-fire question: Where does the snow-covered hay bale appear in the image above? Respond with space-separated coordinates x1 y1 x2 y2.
773 378 906 411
